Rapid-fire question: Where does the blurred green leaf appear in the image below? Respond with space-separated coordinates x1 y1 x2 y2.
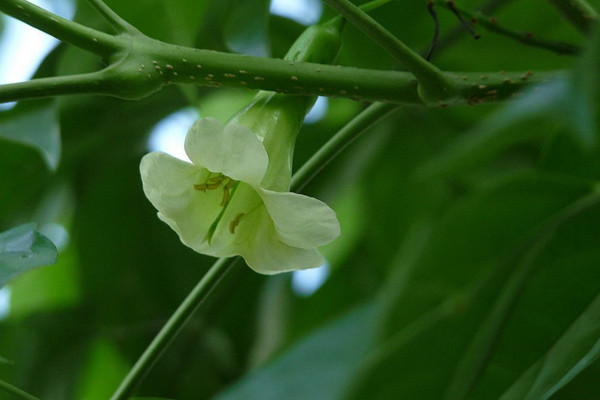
419 80 568 180
499 293 600 400
568 24 600 147
77 339 130 400
345 172 595 400
0 100 60 170
0 223 57 288
223 0 271 56
214 302 378 400
0 355 12 364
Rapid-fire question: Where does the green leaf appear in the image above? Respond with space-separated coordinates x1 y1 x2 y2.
0 355 12 364
499 293 600 400
213 302 378 400
567 23 600 148
0 100 60 170
0 223 57 288
419 80 567 179
76 339 131 400
344 172 596 400
223 0 271 56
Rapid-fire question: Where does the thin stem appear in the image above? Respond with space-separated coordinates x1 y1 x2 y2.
446 1 481 39
110 257 238 400
432 0 517 58
86 0 141 34
359 0 392 12
0 0 123 57
546 0 598 34
321 0 459 103
0 379 40 400
438 1 581 55
0 72 109 104
291 102 398 192
426 1 440 61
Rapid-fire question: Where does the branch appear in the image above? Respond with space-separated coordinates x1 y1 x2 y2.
86 0 141 35
321 0 459 104
0 0 122 56
440 1 582 55
0 0 567 107
546 0 598 34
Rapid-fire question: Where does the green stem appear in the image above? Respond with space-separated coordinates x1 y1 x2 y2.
439 1 581 55
322 0 459 104
0 0 565 106
291 102 398 192
0 0 122 57
0 379 40 400
546 0 598 34
86 0 141 34
0 72 109 103
110 257 238 400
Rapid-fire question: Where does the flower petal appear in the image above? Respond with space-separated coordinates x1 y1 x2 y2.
140 151 226 247
259 189 341 249
235 207 325 274
184 118 268 186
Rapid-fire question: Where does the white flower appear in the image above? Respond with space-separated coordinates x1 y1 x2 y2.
140 117 340 274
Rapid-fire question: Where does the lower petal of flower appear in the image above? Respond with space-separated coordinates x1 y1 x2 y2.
259 188 341 249
234 206 325 274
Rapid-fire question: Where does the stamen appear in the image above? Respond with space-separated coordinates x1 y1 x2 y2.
229 213 245 234
208 174 225 183
221 187 230 206
205 182 222 189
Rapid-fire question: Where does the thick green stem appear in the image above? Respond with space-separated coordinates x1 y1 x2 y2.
0 0 122 56
546 0 598 34
110 257 238 400
0 379 40 400
322 0 459 104
0 0 566 107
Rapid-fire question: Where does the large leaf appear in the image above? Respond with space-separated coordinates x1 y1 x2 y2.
499 293 600 400
213 302 378 400
0 223 57 288
344 172 597 400
0 100 60 170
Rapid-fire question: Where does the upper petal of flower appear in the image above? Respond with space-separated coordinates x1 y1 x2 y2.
259 189 341 249
184 118 268 186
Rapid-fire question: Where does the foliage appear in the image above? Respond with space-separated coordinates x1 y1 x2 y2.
1 0 600 399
